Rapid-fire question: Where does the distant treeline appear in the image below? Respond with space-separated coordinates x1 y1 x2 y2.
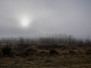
0 35 91 45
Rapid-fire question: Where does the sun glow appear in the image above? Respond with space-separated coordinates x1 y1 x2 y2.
20 17 31 28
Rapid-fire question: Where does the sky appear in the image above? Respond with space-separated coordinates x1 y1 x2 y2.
0 0 91 39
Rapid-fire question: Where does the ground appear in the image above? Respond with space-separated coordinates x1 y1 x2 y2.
0 44 91 68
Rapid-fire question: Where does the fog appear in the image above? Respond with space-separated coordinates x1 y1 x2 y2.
0 0 91 39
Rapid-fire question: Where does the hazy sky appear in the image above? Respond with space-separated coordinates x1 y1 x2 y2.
0 0 91 39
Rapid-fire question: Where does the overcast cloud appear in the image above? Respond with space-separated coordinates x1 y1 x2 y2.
0 0 91 39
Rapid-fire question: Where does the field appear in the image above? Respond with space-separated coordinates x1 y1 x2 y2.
0 42 91 68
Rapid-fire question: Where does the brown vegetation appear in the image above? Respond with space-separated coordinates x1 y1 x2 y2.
0 38 91 68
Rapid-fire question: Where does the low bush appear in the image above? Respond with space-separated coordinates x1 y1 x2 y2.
49 49 59 55
1 45 12 57
25 48 37 56
69 50 76 55
85 49 91 55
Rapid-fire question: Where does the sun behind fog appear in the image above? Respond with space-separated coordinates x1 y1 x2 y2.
20 17 31 28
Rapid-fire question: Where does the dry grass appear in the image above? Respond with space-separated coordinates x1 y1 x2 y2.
0 44 91 68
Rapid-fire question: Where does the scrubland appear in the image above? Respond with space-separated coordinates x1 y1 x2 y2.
0 38 91 68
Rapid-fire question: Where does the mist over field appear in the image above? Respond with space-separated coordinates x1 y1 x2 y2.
0 0 91 39
0 1 91 68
